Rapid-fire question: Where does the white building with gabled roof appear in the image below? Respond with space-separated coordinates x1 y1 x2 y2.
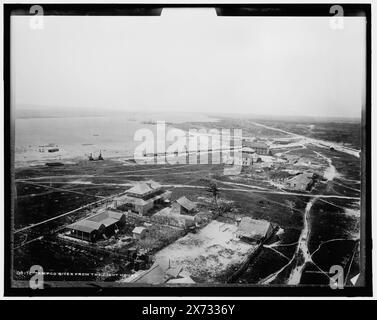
113 180 171 215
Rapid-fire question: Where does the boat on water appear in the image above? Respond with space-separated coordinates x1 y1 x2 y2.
48 148 59 153
88 151 104 161
141 120 157 125
45 162 64 167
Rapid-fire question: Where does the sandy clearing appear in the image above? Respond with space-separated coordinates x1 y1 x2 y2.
154 220 255 282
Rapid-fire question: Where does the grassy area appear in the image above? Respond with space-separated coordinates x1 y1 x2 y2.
308 200 359 253
311 239 358 271
300 263 330 285
15 187 97 229
254 119 361 149
14 239 130 282
237 247 288 284
269 228 301 258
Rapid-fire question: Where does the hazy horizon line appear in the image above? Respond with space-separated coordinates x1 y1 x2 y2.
14 105 362 123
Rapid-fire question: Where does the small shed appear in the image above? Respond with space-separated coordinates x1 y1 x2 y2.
133 226 148 240
173 196 197 215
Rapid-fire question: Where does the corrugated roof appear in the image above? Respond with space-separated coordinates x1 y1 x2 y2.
67 220 104 233
131 258 183 284
86 210 124 226
115 190 171 206
116 195 148 206
176 196 196 211
100 217 119 227
68 210 124 233
126 180 161 195
107 211 124 219
237 217 271 240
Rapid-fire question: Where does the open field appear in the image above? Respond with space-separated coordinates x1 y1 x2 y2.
249 118 361 150
14 239 132 282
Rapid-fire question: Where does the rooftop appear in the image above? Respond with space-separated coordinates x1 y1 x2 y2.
237 217 272 240
67 210 125 233
133 226 147 234
87 210 125 227
126 180 162 196
67 220 104 234
176 196 196 211
115 190 172 206
130 257 184 284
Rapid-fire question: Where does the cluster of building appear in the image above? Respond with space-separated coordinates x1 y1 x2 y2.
224 140 269 167
63 169 280 285
153 196 205 229
65 180 205 243
238 140 320 191
65 175 276 245
271 167 318 191
241 147 262 166
242 140 270 155
65 180 170 243
242 141 269 165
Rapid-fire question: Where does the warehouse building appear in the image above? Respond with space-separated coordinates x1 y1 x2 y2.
66 210 126 242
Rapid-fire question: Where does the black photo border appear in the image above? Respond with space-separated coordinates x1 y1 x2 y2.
3 3 372 297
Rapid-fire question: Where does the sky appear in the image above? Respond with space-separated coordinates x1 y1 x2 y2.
11 10 366 118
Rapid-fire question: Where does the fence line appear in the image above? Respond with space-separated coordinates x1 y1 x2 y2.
14 191 125 234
